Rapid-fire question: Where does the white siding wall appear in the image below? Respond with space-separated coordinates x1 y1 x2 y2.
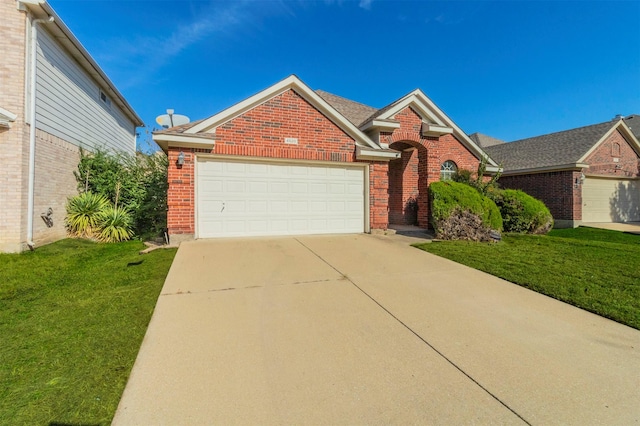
34 28 135 154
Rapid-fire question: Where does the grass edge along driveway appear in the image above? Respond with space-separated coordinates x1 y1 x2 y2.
0 239 176 425
415 227 640 330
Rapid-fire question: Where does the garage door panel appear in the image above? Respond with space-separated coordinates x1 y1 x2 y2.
291 182 308 193
197 158 365 237
583 177 640 222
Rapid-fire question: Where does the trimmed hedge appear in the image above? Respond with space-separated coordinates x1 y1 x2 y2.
430 181 502 239
490 189 553 234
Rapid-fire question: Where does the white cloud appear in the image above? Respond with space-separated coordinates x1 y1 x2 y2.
96 2 246 89
359 0 372 10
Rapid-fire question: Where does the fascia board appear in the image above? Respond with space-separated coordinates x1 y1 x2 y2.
356 145 401 161
19 0 144 126
501 163 589 176
186 75 380 150
152 133 215 153
375 92 444 126
186 75 298 134
359 119 401 132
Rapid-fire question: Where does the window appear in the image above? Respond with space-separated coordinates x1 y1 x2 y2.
440 160 457 181
99 90 111 108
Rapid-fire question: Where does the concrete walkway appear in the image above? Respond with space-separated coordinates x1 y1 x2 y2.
582 221 640 234
113 234 640 425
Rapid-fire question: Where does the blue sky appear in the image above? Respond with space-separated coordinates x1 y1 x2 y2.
49 0 640 151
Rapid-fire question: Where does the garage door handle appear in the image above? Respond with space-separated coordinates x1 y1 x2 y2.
221 202 225 212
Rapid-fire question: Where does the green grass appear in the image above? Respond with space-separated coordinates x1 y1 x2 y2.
415 227 640 329
0 239 176 425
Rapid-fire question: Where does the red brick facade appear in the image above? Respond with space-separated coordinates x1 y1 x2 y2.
497 171 582 222
166 94 483 236
383 107 481 227
498 129 640 224
584 130 640 177
167 89 382 236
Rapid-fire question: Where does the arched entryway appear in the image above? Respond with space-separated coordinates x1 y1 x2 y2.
388 140 429 228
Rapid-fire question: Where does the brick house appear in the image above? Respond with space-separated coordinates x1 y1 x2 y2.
0 0 143 252
153 75 498 242
484 117 640 227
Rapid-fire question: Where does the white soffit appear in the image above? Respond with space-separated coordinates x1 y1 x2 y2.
186 75 380 150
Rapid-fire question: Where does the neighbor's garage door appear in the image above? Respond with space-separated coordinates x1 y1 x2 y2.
196 158 366 238
582 177 640 222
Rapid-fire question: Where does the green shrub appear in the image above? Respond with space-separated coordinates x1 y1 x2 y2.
490 189 553 234
65 192 110 238
74 149 167 238
430 181 502 240
97 205 134 243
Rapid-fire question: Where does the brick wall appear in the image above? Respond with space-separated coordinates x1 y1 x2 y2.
383 107 481 228
0 1 29 252
498 171 581 222
167 147 196 235
166 89 388 236
32 129 80 247
584 129 640 178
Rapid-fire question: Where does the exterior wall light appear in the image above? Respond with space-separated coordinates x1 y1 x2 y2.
177 151 185 166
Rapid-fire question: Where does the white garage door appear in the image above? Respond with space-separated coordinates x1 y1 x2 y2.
196 158 366 238
582 177 640 222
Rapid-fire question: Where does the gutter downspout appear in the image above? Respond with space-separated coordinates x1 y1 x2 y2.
26 14 54 250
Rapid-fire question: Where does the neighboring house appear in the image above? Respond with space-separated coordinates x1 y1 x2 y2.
153 75 499 242
484 117 640 227
0 0 143 252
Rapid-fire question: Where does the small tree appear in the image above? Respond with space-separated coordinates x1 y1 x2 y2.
452 155 502 195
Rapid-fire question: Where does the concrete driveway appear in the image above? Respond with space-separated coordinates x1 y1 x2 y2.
113 234 640 425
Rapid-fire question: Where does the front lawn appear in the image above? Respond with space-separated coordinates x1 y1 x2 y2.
415 227 640 329
0 239 176 425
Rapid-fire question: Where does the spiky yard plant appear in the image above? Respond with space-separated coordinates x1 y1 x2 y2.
66 192 110 238
97 205 134 243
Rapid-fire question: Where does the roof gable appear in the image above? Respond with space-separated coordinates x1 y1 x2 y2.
185 75 378 149
367 90 498 167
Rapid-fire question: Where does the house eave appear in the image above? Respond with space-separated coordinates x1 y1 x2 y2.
355 145 401 161
501 163 589 176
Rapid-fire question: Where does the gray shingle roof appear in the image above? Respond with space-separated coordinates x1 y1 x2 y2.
468 133 506 148
484 120 616 171
624 115 640 140
315 90 378 126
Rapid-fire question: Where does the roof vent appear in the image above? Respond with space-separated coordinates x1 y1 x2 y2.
613 114 624 121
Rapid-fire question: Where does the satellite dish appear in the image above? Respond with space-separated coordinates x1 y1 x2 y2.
156 109 190 129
